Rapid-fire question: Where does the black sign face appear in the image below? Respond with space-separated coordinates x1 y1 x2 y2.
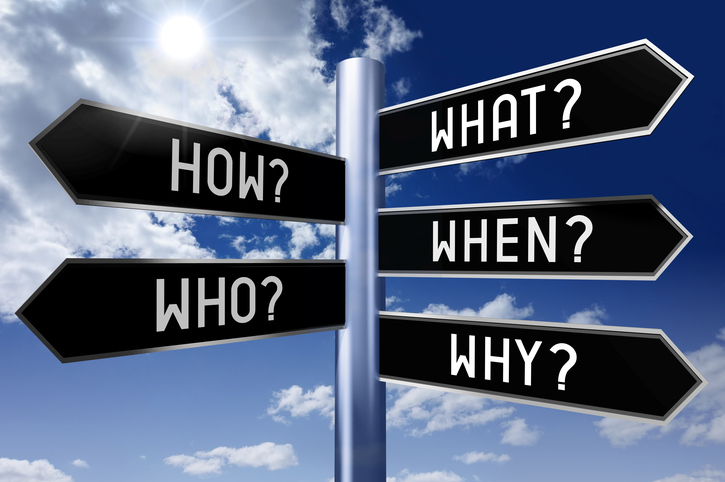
379 195 691 280
380 312 706 425
379 40 692 174
16 259 345 362
30 100 345 224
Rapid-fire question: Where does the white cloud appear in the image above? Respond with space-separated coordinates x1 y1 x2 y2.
0 458 73 482
242 245 288 259
330 0 349 30
681 413 725 445
164 442 298 476
386 384 515 436
693 467 725 479
104 2 121 15
267 384 335 426
318 223 336 238
281 221 320 259
205 444 298 470
227 222 334 260
386 183 402 197
495 155 527 170
453 451 510 464
458 155 528 177
353 0 422 62
164 454 225 477
217 216 238 226
386 295 406 311
70 459 88 469
653 466 725 482
387 172 413 181
27 0 78 12
392 77 411 102
0 0 14 19
385 171 412 197
313 242 336 259
566 304 607 325
422 293 534 320
388 469 463 482
593 417 660 448
653 475 717 482
500 418 541 446
0 55 29 85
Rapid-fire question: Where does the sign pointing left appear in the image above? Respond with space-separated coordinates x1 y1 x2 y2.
30 99 345 224
16 259 345 363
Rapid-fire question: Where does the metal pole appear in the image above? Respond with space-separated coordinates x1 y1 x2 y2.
335 58 386 482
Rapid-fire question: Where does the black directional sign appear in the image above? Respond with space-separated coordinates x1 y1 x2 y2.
379 311 707 425
30 99 345 224
16 259 345 362
379 40 693 174
379 195 691 280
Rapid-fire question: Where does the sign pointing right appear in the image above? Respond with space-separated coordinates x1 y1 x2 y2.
379 195 692 280
380 40 693 174
380 312 707 425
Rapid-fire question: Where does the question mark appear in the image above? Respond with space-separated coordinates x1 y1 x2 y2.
269 159 288 203
554 78 581 129
566 215 593 263
550 343 577 391
261 276 282 321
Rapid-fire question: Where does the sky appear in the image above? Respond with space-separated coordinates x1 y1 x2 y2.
0 0 724 481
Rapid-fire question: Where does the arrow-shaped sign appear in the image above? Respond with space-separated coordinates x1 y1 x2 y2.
30 99 345 224
379 40 693 174
380 311 707 425
379 195 691 280
16 259 345 362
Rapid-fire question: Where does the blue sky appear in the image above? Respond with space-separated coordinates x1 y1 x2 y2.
1 0 724 481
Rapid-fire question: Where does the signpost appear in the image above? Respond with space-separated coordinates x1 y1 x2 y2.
379 311 707 425
16 259 345 362
30 99 345 224
16 39 705 481
379 195 691 280
379 39 693 174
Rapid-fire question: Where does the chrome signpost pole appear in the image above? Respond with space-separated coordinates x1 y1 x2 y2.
335 58 386 481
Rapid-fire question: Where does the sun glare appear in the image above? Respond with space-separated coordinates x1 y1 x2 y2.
160 16 204 59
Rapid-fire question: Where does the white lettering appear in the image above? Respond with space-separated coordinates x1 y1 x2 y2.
515 339 542 386
239 152 265 201
171 138 200 193
496 218 518 262
528 216 556 262
231 277 255 323
464 219 487 262
493 94 517 141
433 220 456 262
207 147 234 196
156 278 189 332
198 277 225 328
451 334 475 378
520 85 546 135
431 107 454 152
461 100 484 147
485 336 510 383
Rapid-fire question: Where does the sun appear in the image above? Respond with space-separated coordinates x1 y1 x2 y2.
159 16 204 59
